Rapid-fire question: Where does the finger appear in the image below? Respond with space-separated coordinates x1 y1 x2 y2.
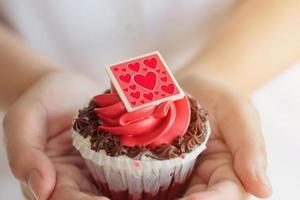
181 182 248 200
4 100 56 200
50 167 109 200
219 96 272 197
182 161 248 200
51 187 109 200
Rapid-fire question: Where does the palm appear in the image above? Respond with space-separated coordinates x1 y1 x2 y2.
45 129 101 199
184 103 247 199
13 72 107 200
37 73 108 199
179 76 271 200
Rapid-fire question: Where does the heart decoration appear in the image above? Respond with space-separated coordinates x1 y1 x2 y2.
129 85 136 90
107 52 184 111
143 58 157 69
143 92 154 101
161 84 175 94
130 91 140 99
119 74 131 83
134 71 157 90
128 62 140 72
160 77 167 82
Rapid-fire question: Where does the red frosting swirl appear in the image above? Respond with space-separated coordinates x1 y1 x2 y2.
93 90 190 148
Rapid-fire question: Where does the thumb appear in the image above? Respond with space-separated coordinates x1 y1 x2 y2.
3 101 55 200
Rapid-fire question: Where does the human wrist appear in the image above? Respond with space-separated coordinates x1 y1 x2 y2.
177 60 254 96
1 67 60 110
176 65 227 89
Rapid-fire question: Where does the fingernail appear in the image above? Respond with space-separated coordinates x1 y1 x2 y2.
28 171 41 200
257 168 273 191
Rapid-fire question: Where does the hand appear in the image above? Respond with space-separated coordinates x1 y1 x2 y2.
3 71 109 200
178 74 273 200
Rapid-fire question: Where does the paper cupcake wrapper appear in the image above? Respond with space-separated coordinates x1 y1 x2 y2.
72 121 210 200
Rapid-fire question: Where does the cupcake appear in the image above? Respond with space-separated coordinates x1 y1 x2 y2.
72 52 211 200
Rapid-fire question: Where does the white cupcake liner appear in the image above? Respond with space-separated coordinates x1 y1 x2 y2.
72 121 210 200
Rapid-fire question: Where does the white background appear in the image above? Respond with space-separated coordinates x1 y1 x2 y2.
1 62 300 199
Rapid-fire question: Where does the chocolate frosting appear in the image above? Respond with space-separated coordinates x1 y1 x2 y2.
73 94 208 160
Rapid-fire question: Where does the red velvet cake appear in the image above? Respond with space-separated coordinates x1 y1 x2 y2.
72 52 210 200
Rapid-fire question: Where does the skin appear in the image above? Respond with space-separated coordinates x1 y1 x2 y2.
1 0 300 199
4 72 107 200
177 75 269 200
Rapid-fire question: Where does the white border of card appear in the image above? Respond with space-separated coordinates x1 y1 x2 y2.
106 52 185 112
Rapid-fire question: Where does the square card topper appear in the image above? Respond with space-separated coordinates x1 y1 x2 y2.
106 52 185 112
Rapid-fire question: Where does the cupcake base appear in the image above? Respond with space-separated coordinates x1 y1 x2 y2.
96 180 191 200
86 158 195 200
73 118 210 200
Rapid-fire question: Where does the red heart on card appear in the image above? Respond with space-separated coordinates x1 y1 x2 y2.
124 88 128 92
128 62 140 72
160 77 167 82
143 92 153 101
119 74 131 83
129 85 136 90
130 91 140 99
140 100 145 104
143 58 157 69
154 91 159 95
131 101 136 105
134 71 157 90
161 84 175 94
